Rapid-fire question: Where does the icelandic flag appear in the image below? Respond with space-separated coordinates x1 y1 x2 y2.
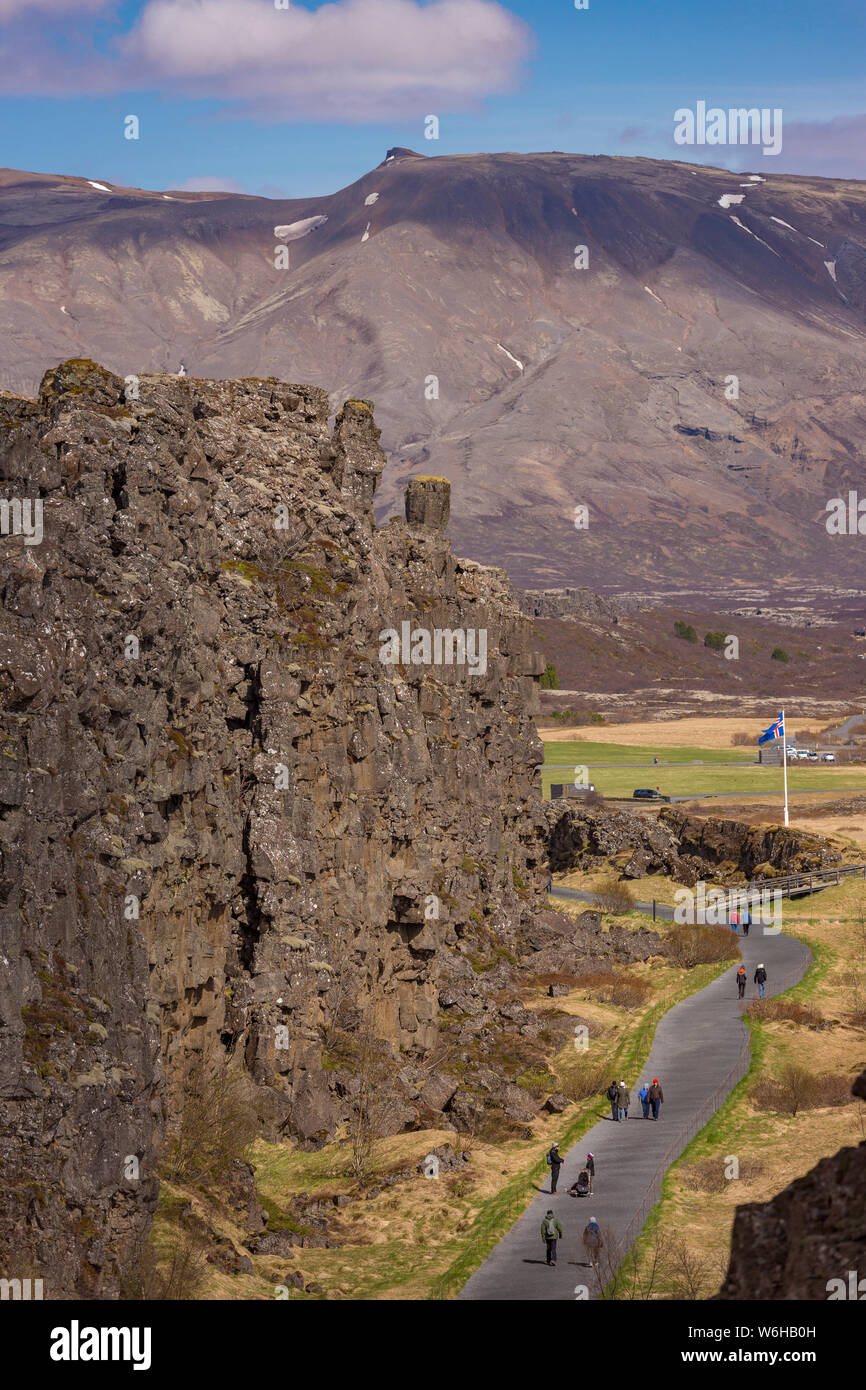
759 712 785 745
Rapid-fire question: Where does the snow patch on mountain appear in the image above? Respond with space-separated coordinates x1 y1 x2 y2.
273 215 328 241
497 343 524 371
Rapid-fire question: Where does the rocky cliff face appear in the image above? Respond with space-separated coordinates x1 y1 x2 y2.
0 360 546 1294
717 1068 866 1300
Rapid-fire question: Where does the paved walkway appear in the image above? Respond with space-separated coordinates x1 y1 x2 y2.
458 925 811 1301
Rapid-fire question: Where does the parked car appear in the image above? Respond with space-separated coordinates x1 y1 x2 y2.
807 750 819 762
633 788 665 801
797 749 810 760
821 752 836 763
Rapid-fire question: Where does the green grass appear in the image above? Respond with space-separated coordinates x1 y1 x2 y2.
543 740 755 768
542 739 866 801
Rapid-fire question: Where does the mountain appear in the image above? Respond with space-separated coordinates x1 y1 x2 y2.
2 149 866 598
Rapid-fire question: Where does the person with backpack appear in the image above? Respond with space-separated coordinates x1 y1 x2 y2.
648 1077 664 1119
606 1079 620 1121
729 908 739 933
754 963 768 999
638 1081 650 1118
741 905 751 937
546 1141 563 1193
541 1209 563 1266
582 1217 603 1269
736 965 747 999
585 1152 595 1193
617 1079 630 1121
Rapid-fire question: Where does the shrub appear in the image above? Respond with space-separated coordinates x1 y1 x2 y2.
592 874 634 915
771 646 789 662
704 631 726 652
674 621 698 643
119 1229 208 1301
163 1060 259 1187
557 1054 611 1103
539 661 559 689
751 1064 854 1115
731 731 753 746
664 924 739 967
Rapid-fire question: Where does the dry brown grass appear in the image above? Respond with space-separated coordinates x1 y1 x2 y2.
573 969 652 1010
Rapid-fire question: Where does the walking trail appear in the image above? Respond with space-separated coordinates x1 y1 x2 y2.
458 924 811 1301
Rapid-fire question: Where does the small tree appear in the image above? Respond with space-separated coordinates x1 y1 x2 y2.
674 621 698 643
771 646 789 662
540 660 559 689
704 631 726 652
344 1017 403 1178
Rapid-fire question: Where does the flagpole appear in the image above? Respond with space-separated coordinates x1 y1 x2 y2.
781 707 789 827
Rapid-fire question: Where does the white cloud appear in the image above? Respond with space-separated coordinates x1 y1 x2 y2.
119 0 532 120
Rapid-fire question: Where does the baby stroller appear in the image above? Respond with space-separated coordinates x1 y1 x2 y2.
570 1169 591 1197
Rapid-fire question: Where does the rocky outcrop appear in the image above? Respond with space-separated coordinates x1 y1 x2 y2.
658 809 845 879
716 1068 866 1300
517 587 627 622
546 801 845 885
0 360 547 1293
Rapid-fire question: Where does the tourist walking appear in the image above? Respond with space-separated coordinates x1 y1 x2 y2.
729 908 739 933
541 1209 563 1266
546 1141 563 1193
606 1079 619 1121
648 1077 664 1119
582 1218 603 1270
617 1080 630 1121
736 965 747 999
754 963 768 999
585 1152 595 1193
741 905 751 936
638 1081 650 1118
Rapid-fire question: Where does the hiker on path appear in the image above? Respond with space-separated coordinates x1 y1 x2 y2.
582 1218 603 1269
585 1152 595 1193
648 1077 664 1120
638 1081 650 1118
546 1142 563 1193
541 1209 563 1266
729 909 739 933
736 965 747 999
754 963 768 999
617 1080 630 1121
741 905 751 937
606 1079 620 1121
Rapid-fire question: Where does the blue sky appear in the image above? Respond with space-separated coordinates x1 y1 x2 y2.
1 0 864 195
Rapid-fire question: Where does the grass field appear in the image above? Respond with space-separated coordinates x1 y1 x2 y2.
538 714 863 749
542 739 866 802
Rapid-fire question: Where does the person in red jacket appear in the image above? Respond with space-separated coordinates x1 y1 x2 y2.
648 1077 664 1119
